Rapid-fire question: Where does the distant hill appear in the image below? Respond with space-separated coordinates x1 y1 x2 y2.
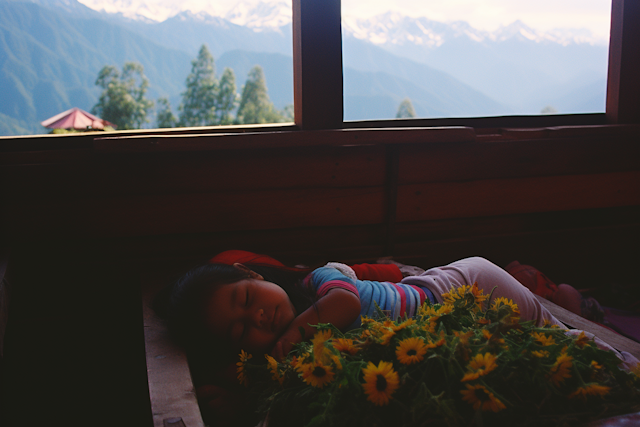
123 12 292 58
217 49 508 120
0 0 191 135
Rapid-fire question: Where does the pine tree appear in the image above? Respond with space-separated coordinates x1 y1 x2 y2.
236 65 283 124
92 62 154 130
396 98 417 119
217 67 238 125
156 97 177 128
178 45 218 127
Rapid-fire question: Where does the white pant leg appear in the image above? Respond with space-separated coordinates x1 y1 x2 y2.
402 257 564 327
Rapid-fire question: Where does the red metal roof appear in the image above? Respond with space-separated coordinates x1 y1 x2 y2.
41 107 116 130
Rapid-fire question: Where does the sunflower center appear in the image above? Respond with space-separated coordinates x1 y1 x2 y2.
376 374 387 391
312 366 326 378
476 388 490 400
407 349 417 356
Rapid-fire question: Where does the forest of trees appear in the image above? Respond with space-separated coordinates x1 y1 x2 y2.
92 44 292 130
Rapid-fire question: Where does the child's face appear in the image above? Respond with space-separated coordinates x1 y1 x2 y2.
203 277 297 354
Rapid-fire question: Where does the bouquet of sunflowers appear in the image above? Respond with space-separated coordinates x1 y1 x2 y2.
236 284 640 426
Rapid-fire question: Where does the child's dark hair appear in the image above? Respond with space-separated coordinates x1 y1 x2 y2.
154 262 315 365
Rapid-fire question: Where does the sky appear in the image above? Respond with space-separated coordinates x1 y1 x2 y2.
78 0 613 39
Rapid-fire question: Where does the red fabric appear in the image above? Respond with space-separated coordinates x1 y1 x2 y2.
210 250 404 281
209 250 307 271
351 263 404 282
505 260 559 300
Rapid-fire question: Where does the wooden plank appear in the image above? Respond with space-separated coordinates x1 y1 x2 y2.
108 223 388 264
396 171 640 223
293 0 343 129
392 206 640 245
142 268 205 427
0 145 387 200
0 149 93 166
534 294 640 360
2 186 387 238
93 127 476 153
399 132 640 185
492 124 640 140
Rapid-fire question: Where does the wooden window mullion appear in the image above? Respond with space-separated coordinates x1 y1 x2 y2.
606 0 640 124
293 0 344 130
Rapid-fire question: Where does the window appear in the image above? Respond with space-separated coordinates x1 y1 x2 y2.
341 1 612 120
291 0 639 130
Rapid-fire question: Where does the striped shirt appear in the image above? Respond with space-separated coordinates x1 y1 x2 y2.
304 266 436 330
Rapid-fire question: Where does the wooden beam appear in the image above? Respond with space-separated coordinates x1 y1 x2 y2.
293 0 344 129
93 127 475 153
396 171 640 223
606 0 640 124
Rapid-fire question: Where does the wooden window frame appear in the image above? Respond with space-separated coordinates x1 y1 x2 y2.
0 0 636 143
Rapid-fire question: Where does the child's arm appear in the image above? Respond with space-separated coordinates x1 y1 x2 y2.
271 288 360 360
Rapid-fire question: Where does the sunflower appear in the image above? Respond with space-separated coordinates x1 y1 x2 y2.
431 334 446 348
548 353 573 387
300 360 335 388
454 330 474 346
361 316 375 325
630 362 640 378
574 331 591 349
423 320 438 334
491 297 518 311
531 350 549 358
437 304 454 316
470 282 489 304
362 361 400 406
396 337 428 365
442 285 470 304
311 329 333 363
460 384 506 412
392 318 415 331
532 332 556 346
236 350 252 386
380 328 396 346
482 329 505 344
461 352 498 382
265 354 284 385
333 338 359 355
568 384 611 400
418 304 439 317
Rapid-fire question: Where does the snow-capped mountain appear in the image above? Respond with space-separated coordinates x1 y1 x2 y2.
77 0 292 27
342 12 606 48
225 1 291 30
76 0 605 47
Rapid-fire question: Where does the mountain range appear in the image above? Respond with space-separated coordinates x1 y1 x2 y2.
0 0 609 136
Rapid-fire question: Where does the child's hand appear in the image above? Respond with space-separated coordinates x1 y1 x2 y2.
271 328 301 361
